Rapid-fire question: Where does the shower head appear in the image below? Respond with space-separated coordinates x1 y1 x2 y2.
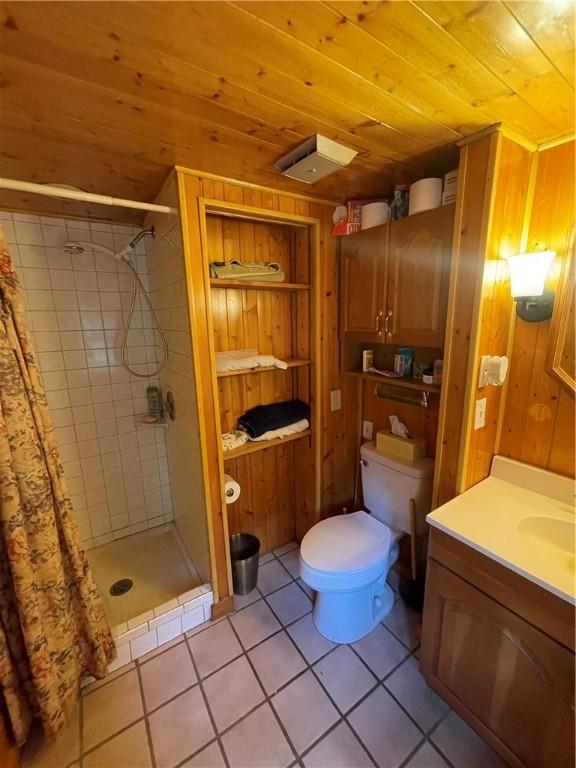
63 226 155 262
63 240 115 257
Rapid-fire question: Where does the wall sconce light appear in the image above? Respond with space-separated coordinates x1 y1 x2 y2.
504 251 556 322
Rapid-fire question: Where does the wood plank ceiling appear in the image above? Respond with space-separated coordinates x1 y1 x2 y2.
0 0 573 221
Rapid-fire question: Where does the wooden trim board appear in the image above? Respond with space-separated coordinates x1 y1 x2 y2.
176 166 339 207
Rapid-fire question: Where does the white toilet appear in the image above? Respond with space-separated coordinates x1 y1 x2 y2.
299 442 433 643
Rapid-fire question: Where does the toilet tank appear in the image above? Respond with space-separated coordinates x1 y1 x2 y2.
360 442 434 535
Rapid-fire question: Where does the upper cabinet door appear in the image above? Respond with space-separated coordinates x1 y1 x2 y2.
386 205 454 347
341 226 386 340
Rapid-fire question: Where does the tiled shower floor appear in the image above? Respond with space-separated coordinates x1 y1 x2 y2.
24 542 505 768
88 524 201 626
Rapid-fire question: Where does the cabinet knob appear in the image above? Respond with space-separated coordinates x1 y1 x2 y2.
376 310 384 335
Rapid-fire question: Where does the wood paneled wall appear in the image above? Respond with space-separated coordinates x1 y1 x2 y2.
461 136 534 489
439 133 575 505
499 142 575 477
433 133 495 507
178 171 357 605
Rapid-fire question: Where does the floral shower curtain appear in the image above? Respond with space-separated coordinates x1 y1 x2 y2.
0 225 114 745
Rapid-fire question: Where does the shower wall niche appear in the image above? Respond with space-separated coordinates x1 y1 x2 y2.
1 210 173 549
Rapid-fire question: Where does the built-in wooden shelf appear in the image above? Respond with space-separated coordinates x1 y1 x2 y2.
210 278 310 291
222 429 311 460
345 370 441 393
216 359 311 378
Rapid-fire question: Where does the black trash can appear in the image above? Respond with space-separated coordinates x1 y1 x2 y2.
229 533 260 595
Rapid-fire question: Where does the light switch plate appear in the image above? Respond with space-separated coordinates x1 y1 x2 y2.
478 355 490 387
474 398 487 430
330 389 342 412
362 420 374 440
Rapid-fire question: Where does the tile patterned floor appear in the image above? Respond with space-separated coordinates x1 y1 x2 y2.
24 543 506 768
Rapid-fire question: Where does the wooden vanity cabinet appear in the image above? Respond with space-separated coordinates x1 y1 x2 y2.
340 205 454 346
421 528 575 768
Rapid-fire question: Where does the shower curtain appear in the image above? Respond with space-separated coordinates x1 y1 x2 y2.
0 225 114 745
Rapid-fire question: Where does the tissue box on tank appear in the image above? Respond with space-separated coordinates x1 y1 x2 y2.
376 431 426 462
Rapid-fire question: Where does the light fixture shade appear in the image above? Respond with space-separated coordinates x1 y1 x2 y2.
504 251 555 298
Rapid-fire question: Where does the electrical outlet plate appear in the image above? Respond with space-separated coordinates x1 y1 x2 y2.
330 389 342 412
474 398 487 430
362 420 374 440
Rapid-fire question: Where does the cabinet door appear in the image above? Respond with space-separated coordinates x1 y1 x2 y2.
386 205 453 347
421 560 575 768
341 226 386 340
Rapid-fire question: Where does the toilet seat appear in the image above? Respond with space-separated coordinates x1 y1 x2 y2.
300 511 391 591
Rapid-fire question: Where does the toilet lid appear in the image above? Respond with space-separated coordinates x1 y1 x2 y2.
301 511 390 573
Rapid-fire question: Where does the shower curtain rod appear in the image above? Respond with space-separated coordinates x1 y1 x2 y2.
0 178 177 215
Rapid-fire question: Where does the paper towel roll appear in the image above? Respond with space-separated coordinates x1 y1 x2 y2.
224 474 241 504
408 178 442 216
361 201 391 230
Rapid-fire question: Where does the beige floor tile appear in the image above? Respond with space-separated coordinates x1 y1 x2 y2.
404 741 451 768
203 656 264 732
181 741 226 767
83 721 152 767
382 600 421 651
430 712 506 768
248 631 306 694
23 703 80 768
279 548 300 577
149 686 214 768
348 686 421 767
286 614 336 664
385 657 448 731
83 670 144 751
303 722 373 768
271 670 338 754
188 619 243 678
313 646 376 713
229 600 281 650
266 582 312 625
352 624 409 679
140 642 197 711
233 589 261 611
274 541 298 557
257 560 293 595
221 703 294 768
89 524 200 627
296 578 315 601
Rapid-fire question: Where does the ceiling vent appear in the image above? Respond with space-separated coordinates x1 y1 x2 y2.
275 134 358 184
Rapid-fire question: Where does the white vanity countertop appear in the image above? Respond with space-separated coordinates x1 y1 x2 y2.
427 457 575 604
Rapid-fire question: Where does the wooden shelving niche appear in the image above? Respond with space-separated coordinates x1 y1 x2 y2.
205 206 319 554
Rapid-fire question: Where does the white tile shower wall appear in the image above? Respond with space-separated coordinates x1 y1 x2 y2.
145 174 211 583
1 210 173 549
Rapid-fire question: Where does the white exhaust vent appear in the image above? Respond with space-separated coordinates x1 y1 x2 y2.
275 135 358 184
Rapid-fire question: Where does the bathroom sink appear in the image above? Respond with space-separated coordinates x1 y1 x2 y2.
518 516 575 570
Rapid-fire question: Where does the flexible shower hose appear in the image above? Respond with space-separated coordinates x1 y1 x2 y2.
120 257 169 378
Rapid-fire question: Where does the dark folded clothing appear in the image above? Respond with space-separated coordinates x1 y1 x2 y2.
238 399 310 439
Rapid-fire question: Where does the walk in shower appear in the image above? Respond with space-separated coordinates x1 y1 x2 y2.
2 194 212 661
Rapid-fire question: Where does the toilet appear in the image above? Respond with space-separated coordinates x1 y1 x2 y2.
299 442 434 643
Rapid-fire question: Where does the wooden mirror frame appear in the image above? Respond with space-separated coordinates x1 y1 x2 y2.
546 227 575 396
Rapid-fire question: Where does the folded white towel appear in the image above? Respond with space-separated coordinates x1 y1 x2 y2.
216 349 288 372
249 418 309 442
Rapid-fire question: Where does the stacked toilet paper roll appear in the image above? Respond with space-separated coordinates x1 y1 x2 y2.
224 474 241 504
408 178 442 216
361 201 391 229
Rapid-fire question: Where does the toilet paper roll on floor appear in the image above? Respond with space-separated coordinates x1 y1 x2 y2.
408 178 442 216
224 474 241 504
